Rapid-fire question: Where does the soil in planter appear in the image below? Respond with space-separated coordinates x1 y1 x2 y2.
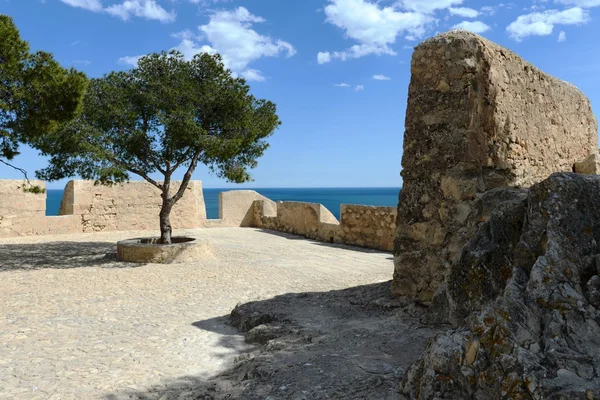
139 237 195 245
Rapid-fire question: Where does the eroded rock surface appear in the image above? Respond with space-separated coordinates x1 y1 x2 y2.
393 30 598 303
401 173 600 399
217 282 443 400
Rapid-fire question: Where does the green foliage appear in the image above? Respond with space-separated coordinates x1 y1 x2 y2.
37 51 280 186
0 15 87 161
22 185 45 194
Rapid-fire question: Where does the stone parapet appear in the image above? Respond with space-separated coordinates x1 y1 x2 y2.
0 179 207 238
0 183 397 252
254 200 397 252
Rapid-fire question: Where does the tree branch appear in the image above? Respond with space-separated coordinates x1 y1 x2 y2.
170 149 201 206
0 158 31 185
171 147 193 171
104 153 163 190
123 163 163 190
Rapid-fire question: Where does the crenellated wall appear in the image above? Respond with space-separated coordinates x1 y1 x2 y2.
0 181 397 251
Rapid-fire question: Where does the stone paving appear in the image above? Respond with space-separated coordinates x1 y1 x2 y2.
0 228 393 400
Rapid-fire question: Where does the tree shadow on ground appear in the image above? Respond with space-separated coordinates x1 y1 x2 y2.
257 229 391 255
0 241 143 272
105 282 443 400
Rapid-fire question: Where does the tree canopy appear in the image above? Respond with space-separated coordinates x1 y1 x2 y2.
38 51 280 243
0 15 87 169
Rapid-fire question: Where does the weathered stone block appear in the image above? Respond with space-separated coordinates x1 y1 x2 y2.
574 151 600 174
393 30 598 302
219 190 275 226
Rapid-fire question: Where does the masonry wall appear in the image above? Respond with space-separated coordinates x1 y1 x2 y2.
0 180 207 238
0 180 48 237
58 180 206 233
393 30 599 303
253 199 397 251
0 183 397 252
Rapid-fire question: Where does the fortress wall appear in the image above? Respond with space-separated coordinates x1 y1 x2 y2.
58 180 206 233
393 30 599 303
0 182 396 252
0 180 207 238
0 180 48 237
339 205 397 251
218 190 275 227
253 198 397 251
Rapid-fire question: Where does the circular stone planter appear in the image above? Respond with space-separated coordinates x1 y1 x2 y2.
116 237 212 264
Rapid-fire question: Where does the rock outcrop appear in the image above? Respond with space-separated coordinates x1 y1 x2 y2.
401 173 600 399
393 30 598 303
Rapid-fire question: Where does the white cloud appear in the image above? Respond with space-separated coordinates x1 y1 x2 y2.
507 7 590 41
558 30 567 41
105 0 175 22
480 3 511 16
373 74 391 80
556 0 600 7
60 0 103 12
448 7 479 18
187 0 235 4
452 20 491 33
118 55 143 66
397 0 463 13
171 30 215 60
167 7 295 81
354 85 365 91
61 0 175 22
334 83 351 87
240 69 265 82
319 0 433 63
480 5 497 15
317 52 332 64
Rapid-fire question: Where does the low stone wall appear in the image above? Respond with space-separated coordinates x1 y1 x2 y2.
58 180 206 233
0 180 48 237
218 190 275 227
0 182 397 252
253 199 397 251
0 179 207 238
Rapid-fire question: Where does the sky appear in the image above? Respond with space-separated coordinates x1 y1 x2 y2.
1 0 600 189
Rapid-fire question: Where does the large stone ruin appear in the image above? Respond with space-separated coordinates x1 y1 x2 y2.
393 30 598 303
395 31 600 398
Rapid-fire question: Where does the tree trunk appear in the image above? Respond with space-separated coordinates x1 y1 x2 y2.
159 196 173 244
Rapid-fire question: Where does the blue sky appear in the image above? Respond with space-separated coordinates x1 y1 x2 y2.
1 0 599 189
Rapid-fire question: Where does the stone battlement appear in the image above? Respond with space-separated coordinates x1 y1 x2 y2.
0 180 397 251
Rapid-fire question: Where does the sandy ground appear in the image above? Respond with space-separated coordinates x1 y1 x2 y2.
0 228 396 400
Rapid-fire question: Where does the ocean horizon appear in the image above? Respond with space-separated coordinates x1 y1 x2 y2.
46 187 401 220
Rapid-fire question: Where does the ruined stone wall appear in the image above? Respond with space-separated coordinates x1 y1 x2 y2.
0 179 208 238
0 183 397 251
58 180 206 233
219 190 276 227
253 199 397 251
0 180 48 237
393 30 598 303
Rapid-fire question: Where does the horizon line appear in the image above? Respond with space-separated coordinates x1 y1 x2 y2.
45 186 403 190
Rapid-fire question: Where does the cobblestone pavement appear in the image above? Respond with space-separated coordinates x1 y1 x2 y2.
0 228 393 399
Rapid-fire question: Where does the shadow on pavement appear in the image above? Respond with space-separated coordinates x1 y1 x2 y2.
0 241 145 272
105 282 443 400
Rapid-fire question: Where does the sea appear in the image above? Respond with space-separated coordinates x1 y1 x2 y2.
46 187 401 220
